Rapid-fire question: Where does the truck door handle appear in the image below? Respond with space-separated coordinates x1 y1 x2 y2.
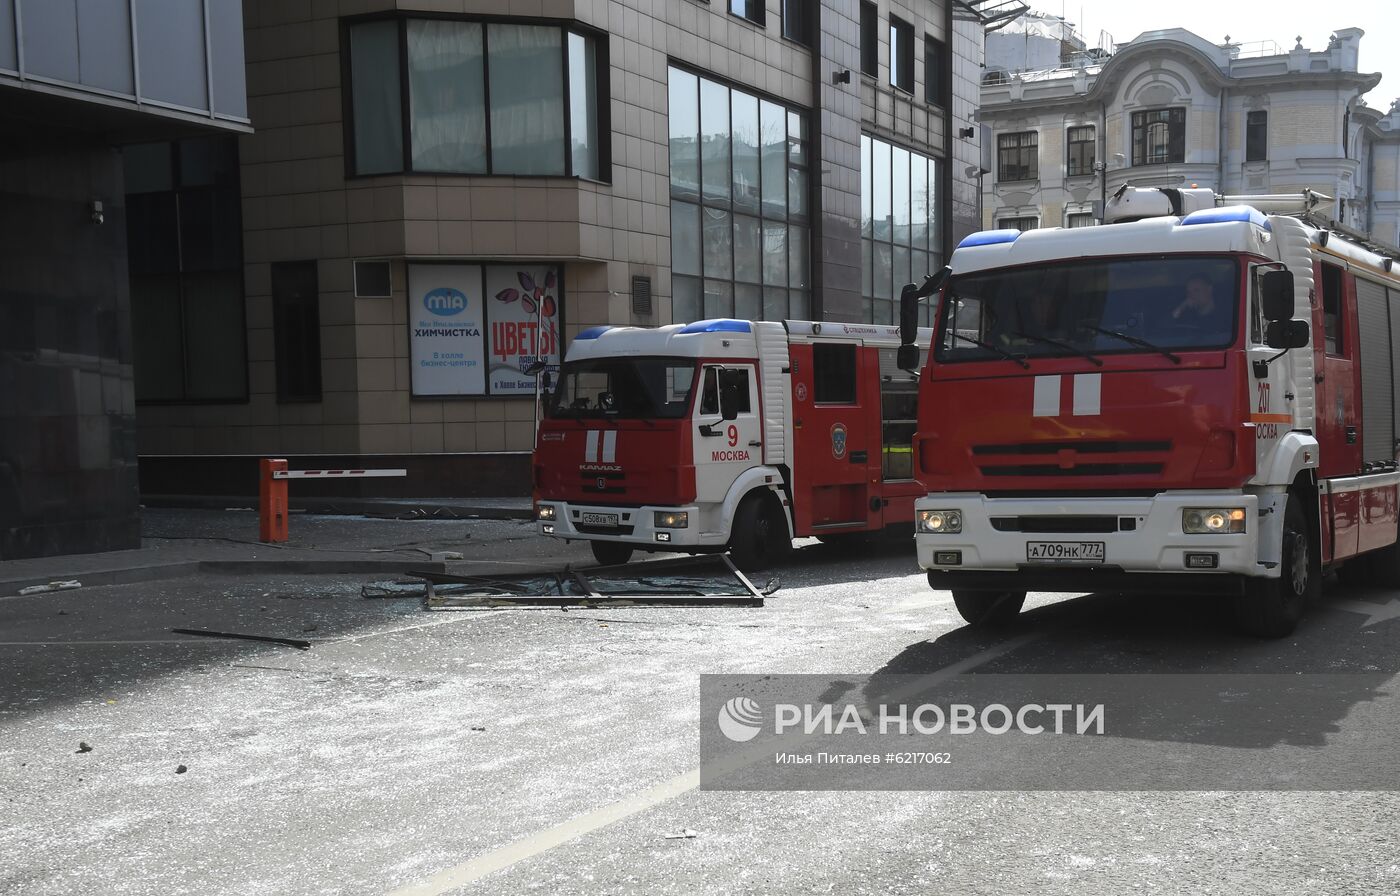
748 440 762 447
698 424 722 437
1346 425 1357 444
849 450 868 463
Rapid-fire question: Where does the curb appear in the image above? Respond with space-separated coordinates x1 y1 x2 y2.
2 559 451 596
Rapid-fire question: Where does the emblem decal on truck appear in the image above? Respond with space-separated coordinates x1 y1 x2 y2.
831 423 848 460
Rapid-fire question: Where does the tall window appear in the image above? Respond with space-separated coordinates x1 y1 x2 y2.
1131 108 1185 166
345 17 606 179
730 0 765 25
890 16 914 93
669 67 810 323
997 131 1038 182
781 0 811 44
123 137 247 403
860 134 942 325
997 216 1038 232
860 2 878 76
1066 125 1095 177
1246 110 1268 162
1066 213 1095 228
271 262 323 403
924 36 947 107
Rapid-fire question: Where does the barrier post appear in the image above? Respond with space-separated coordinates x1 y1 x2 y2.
259 458 289 543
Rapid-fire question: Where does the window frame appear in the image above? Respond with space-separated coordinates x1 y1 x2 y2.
924 35 947 107
859 2 878 77
780 0 812 45
1065 124 1095 177
729 0 766 27
889 15 914 94
1130 107 1185 167
1245 110 1268 163
1066 212 1095 229
996 216 1038 232
340 12 611 182
996 131 1038 183
813 343 858 405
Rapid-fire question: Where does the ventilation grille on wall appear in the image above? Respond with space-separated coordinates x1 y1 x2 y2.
353 260 392 298
631 275 652 316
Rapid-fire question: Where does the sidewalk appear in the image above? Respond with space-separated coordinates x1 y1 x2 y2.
0 499 533 595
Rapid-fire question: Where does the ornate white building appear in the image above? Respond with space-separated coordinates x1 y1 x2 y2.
977 26 1400 248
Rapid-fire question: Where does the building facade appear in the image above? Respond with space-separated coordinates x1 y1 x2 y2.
132 0 994 501
977 26 1400 246
0 0 248 559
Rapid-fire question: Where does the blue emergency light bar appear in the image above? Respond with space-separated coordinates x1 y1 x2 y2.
1180 205 1271 230
575 326 613 339
678 319 753 334
957 229 1023 249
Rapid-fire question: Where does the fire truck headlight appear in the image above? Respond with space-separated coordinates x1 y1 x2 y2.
536 504 556 521
917 510 962 534
1182 507 1246 534
654 511 689 529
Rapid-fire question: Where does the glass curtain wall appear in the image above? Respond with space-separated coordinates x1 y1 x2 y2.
668 67 810 323
860 134 941 325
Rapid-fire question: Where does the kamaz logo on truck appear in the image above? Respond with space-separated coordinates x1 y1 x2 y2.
579 463 622 473
423 287 468 316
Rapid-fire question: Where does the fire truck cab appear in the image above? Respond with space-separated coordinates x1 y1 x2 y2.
533 319 932 568
900 188 1400 637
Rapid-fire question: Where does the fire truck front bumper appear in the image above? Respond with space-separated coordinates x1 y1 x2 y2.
915 492 1263 594
534 501 723 549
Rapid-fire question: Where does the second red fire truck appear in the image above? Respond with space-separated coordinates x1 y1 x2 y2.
898 188 1400 637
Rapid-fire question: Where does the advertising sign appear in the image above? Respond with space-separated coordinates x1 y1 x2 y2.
485 266 563 394
409 264 486 395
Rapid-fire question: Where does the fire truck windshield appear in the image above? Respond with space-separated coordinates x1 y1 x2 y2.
547 357 699 419
935 255 1239 364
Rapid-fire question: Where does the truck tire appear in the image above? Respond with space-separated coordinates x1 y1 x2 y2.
729 493 792 571
590 541 634 566
951 589 1026 628
1233 496 1315 638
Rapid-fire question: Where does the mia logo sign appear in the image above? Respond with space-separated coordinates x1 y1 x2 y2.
487 267 562 395
423 287 468 315
409 265 485 396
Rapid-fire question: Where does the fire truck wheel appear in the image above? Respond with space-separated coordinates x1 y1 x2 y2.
729 494 791 571
951 590 1026 628
1233 497 1315 638
589 541 634 566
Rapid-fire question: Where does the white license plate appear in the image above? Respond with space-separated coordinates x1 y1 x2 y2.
581 512 620 527
1026 541 1105 563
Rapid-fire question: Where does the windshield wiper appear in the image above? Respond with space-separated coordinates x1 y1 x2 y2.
1081 325 1181 364
1011 332 1104 367
952 332 1030 369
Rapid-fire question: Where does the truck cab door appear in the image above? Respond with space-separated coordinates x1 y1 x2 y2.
693 365 761 516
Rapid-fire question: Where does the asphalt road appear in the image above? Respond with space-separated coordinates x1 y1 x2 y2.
2 518 1398 895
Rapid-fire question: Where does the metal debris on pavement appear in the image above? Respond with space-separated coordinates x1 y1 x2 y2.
171 628 313 650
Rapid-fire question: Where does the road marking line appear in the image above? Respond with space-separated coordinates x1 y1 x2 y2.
385 631 1042 895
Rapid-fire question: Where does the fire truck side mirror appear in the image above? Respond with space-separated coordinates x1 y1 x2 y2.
896 344 921 372
1260 270 1295 321
1265 319 1309 350
898 282 920 349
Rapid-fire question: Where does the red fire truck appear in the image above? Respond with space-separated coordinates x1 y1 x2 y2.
897 188 1400 637
533 319 932 568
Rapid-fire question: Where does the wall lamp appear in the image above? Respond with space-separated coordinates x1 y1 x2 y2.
958 126 975 138
832 69 851 84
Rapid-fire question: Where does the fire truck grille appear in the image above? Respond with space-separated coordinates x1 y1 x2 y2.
972 440 1171 456
991 515 1129 534
973 440 1169 478
980 462 1164 477
576 523 636 535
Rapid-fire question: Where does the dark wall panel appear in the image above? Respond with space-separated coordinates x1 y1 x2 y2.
0 147 140 560
134 0 208 110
